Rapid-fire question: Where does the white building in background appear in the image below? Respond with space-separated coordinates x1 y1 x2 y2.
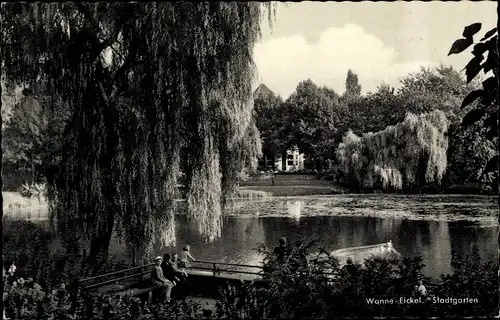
259 146 305 172
280 147 305 171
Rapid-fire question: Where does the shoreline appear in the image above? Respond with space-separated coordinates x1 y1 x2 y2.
238 185 498 197
240 173 497 196
3 190 496 224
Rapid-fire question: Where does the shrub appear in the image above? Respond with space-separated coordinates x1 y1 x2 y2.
3 219 130 289
3 219 55 286
3 263 203 320
214 241 497 318
433 247 498 317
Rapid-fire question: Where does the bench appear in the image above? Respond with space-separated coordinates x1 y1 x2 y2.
116 286 156 304
97 280 142 295
117 283 182 304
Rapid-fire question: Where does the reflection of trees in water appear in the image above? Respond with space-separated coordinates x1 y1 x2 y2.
395 220 454 278
152 217 269 266
224 217 265 244
261 217 297 246
397 220 428 263
426 220 451 276
448 222 498 262
366 217 401 244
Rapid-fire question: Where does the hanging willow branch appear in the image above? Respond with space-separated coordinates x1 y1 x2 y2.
1 2 273 265
337 109 449 190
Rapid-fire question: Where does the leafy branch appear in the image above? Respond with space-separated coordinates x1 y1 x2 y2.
448 23 499 175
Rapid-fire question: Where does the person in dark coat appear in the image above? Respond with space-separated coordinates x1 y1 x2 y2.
273 237 288 262
162 253 190 298
151 256 174 303
342 257 358 277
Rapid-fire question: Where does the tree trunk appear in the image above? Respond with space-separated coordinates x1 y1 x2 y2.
282 151 286 171
86 214 114 275
31 158 35 185
417 153 428 191
132 247 137 267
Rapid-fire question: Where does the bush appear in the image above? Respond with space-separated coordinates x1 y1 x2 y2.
2 220 204 319
4 219 56 286
214 241 497 318
3 263 204 320
3 219 131 290
433 247 498 317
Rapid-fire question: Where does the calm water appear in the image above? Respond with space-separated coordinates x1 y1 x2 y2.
109 194 498 278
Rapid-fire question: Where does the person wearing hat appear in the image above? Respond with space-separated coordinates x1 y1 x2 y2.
151 256 174 303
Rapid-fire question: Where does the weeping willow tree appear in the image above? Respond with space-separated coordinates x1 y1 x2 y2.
1 2 271 270
337 110 449 190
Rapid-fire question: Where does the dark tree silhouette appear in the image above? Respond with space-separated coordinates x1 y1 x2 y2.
344 69 362 100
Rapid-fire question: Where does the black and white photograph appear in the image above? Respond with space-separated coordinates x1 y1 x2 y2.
0 1 498 319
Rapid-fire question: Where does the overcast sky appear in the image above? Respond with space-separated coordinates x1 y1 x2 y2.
253 2 496 99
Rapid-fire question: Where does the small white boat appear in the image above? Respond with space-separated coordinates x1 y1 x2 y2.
309 241 401 267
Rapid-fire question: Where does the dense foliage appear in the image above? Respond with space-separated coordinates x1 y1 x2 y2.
3 269 205 320
336 110 449 190
1 85 24 131
253 89 285 163
253 65 496 191
1 3 272 269
2 90 47 189
3 219 127 289
254 79 346 170
281 80 343 170
447 23 499 191
214 241 497 318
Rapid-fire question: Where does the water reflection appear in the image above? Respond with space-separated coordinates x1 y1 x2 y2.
286 200 302 222
106 195 497 278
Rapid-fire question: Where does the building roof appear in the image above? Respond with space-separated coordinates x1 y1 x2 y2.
253 83 274 99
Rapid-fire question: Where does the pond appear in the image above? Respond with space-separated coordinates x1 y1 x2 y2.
126 194 497 279
9 193 496 278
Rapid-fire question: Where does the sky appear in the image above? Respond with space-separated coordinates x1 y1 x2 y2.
253 2 496 99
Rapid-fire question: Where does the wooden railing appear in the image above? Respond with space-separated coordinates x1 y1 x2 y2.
79 259 440 295
192 260 264 277
79 263 154 290
78 260 265 291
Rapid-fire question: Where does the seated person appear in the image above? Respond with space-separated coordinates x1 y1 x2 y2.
417 279 428 297
171 253 182 269
179 245 196 269
162 253 190 298
161 254 179 284
151 256 174 303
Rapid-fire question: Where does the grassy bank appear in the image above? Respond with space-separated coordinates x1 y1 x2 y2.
239 185 344 197
239 173 346 196
239 173 497 196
